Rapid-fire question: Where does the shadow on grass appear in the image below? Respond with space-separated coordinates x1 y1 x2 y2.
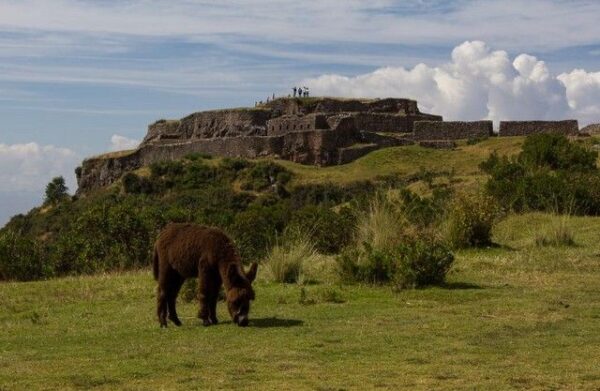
250 317 304 328
440 282 483 290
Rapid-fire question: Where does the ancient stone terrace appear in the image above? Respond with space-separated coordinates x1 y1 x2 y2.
76 96 581 194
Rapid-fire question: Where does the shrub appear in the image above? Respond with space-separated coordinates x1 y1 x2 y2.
481 134 600 215
288 205 355 254
122 173 153 194
337 238 454 288
239 161 291 191
150 160 184 178
392 239 454 289
0 230 51 281
229 204 287 261
444 192 502 248
519 133 597 171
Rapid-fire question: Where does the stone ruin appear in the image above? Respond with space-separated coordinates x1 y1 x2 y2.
76 96 581 194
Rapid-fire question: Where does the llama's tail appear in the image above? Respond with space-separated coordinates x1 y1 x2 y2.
152 246 159 281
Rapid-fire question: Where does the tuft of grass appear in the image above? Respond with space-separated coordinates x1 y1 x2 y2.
262 234 328 284
535 215 576 247
355 192 408 251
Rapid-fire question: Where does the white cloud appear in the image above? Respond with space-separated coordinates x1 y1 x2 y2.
558 69 600 126
110 134 139 151
0 142 79 192
303 41 599 125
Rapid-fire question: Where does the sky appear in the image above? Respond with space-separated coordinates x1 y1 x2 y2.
0 0 599 226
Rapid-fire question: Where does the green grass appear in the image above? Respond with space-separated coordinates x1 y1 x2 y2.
1 213 600 390
278 136 525 187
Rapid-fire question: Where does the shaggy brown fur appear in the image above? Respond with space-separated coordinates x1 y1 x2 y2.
153 223 257 327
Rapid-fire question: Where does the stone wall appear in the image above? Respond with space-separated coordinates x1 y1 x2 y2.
413 120 493 140
266 114 329 136
498 120 579 137
280 127 359 166
581 123 600 135
352 113 411 133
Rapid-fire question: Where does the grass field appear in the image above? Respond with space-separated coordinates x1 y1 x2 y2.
1 213 599 390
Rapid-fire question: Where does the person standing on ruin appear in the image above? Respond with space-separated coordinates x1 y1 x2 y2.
293 87 297 97
298 87 302 97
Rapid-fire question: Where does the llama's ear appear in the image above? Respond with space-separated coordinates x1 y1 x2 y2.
227 264 241 283
246 262 258 283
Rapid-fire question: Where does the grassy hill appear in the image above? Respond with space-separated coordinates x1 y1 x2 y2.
1 213 599 390
2 134 600 389
280 136 526 186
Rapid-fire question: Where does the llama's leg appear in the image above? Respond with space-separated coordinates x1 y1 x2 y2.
198 269 221 326
166 272 184 327
157 284 168 328
209 293 219 325
197 272 213 326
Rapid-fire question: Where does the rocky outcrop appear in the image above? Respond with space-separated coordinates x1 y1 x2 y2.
498 120 579 137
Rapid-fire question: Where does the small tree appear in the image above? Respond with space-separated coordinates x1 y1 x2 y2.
44 176 69 205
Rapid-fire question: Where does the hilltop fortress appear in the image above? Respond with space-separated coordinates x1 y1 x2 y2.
76 97 580 194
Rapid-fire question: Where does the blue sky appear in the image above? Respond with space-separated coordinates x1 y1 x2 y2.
1 0 599 225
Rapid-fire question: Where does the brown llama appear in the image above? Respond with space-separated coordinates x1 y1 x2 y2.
152 223 257 327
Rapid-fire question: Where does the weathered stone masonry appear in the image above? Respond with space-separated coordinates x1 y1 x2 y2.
498 120 578 137
77 96 582 194
413 121 493 141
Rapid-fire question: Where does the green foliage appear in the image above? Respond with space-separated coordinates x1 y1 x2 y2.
0 230 50 281
444 192 502 248
287 205 355 254
392 239 454 289
338 238 454 288
44 176 69 205
239 161 291 191
519 133 597 171
122 173 153 194
481 134 600 215
184 152 212 161
466 136 488 145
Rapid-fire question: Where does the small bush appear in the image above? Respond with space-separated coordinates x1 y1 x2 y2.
392 239 454 289
288 205 355 254
239 161 291 192
122 173 153 194
0 230 51 281
444 192 502 248
519 133 597 171
337 238 454 288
